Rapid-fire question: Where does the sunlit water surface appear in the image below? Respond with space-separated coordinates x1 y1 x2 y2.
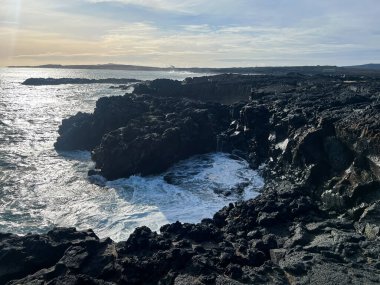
0 68 263 241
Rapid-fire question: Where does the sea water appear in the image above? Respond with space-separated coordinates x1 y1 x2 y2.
0 68 263 241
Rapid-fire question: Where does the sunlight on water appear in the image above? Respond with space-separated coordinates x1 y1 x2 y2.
0 68 262 241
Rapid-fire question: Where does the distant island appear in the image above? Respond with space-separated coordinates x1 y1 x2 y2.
8 63 380 76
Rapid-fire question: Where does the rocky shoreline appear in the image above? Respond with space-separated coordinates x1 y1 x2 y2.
22 78 141 86
1 73 379 284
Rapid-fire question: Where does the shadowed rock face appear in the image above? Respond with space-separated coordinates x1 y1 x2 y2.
3 73 380 284
91 98 230 179
55 95 150 151
55 94 230 179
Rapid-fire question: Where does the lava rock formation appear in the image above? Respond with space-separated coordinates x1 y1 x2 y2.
2 73 380 284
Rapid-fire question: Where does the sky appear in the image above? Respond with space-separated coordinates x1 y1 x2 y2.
0 0 379 67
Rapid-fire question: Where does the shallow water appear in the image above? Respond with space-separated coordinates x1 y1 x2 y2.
0 68 263 241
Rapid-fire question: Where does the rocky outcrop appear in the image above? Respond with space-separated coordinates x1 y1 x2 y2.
22 78 140 85
133 74 258 104
4 73 380 284
133 73 367 105
221 75 380 214
91 98 229 179
55 94 230 179
55 95 150 151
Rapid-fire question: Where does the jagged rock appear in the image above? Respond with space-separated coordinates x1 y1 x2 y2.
133 74 255 104
55 94 229 179
4 73 380 284
92 105 229 179
356 201 380 239
0 228 99 284
55 95 149 150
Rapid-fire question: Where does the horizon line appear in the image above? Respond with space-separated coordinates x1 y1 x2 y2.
4 62 379 69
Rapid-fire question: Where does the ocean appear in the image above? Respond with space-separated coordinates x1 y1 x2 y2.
0 68 263 241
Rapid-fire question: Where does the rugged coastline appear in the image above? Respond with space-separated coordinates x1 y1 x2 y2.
10 63 380 77
22 78 141 86
1 73 379 284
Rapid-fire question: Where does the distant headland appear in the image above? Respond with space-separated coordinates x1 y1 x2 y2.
7 63 380 76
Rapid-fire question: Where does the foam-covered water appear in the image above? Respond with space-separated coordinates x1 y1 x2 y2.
0 68 263 241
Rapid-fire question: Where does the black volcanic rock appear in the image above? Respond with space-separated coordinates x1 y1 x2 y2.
133 74 257 104
92 99 229 179
55 94 230 179
55 95 149 150
0 228 100 284
7 73 377 284
2 190 379 284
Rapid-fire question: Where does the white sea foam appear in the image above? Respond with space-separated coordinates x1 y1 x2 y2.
95 153 262 241
36 152 263 242
276 138 289 152
0 68 263 242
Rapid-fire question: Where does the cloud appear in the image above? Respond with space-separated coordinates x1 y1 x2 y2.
0 0 379 66
1 19 377 67
181 25 212 33
86 0 206 14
